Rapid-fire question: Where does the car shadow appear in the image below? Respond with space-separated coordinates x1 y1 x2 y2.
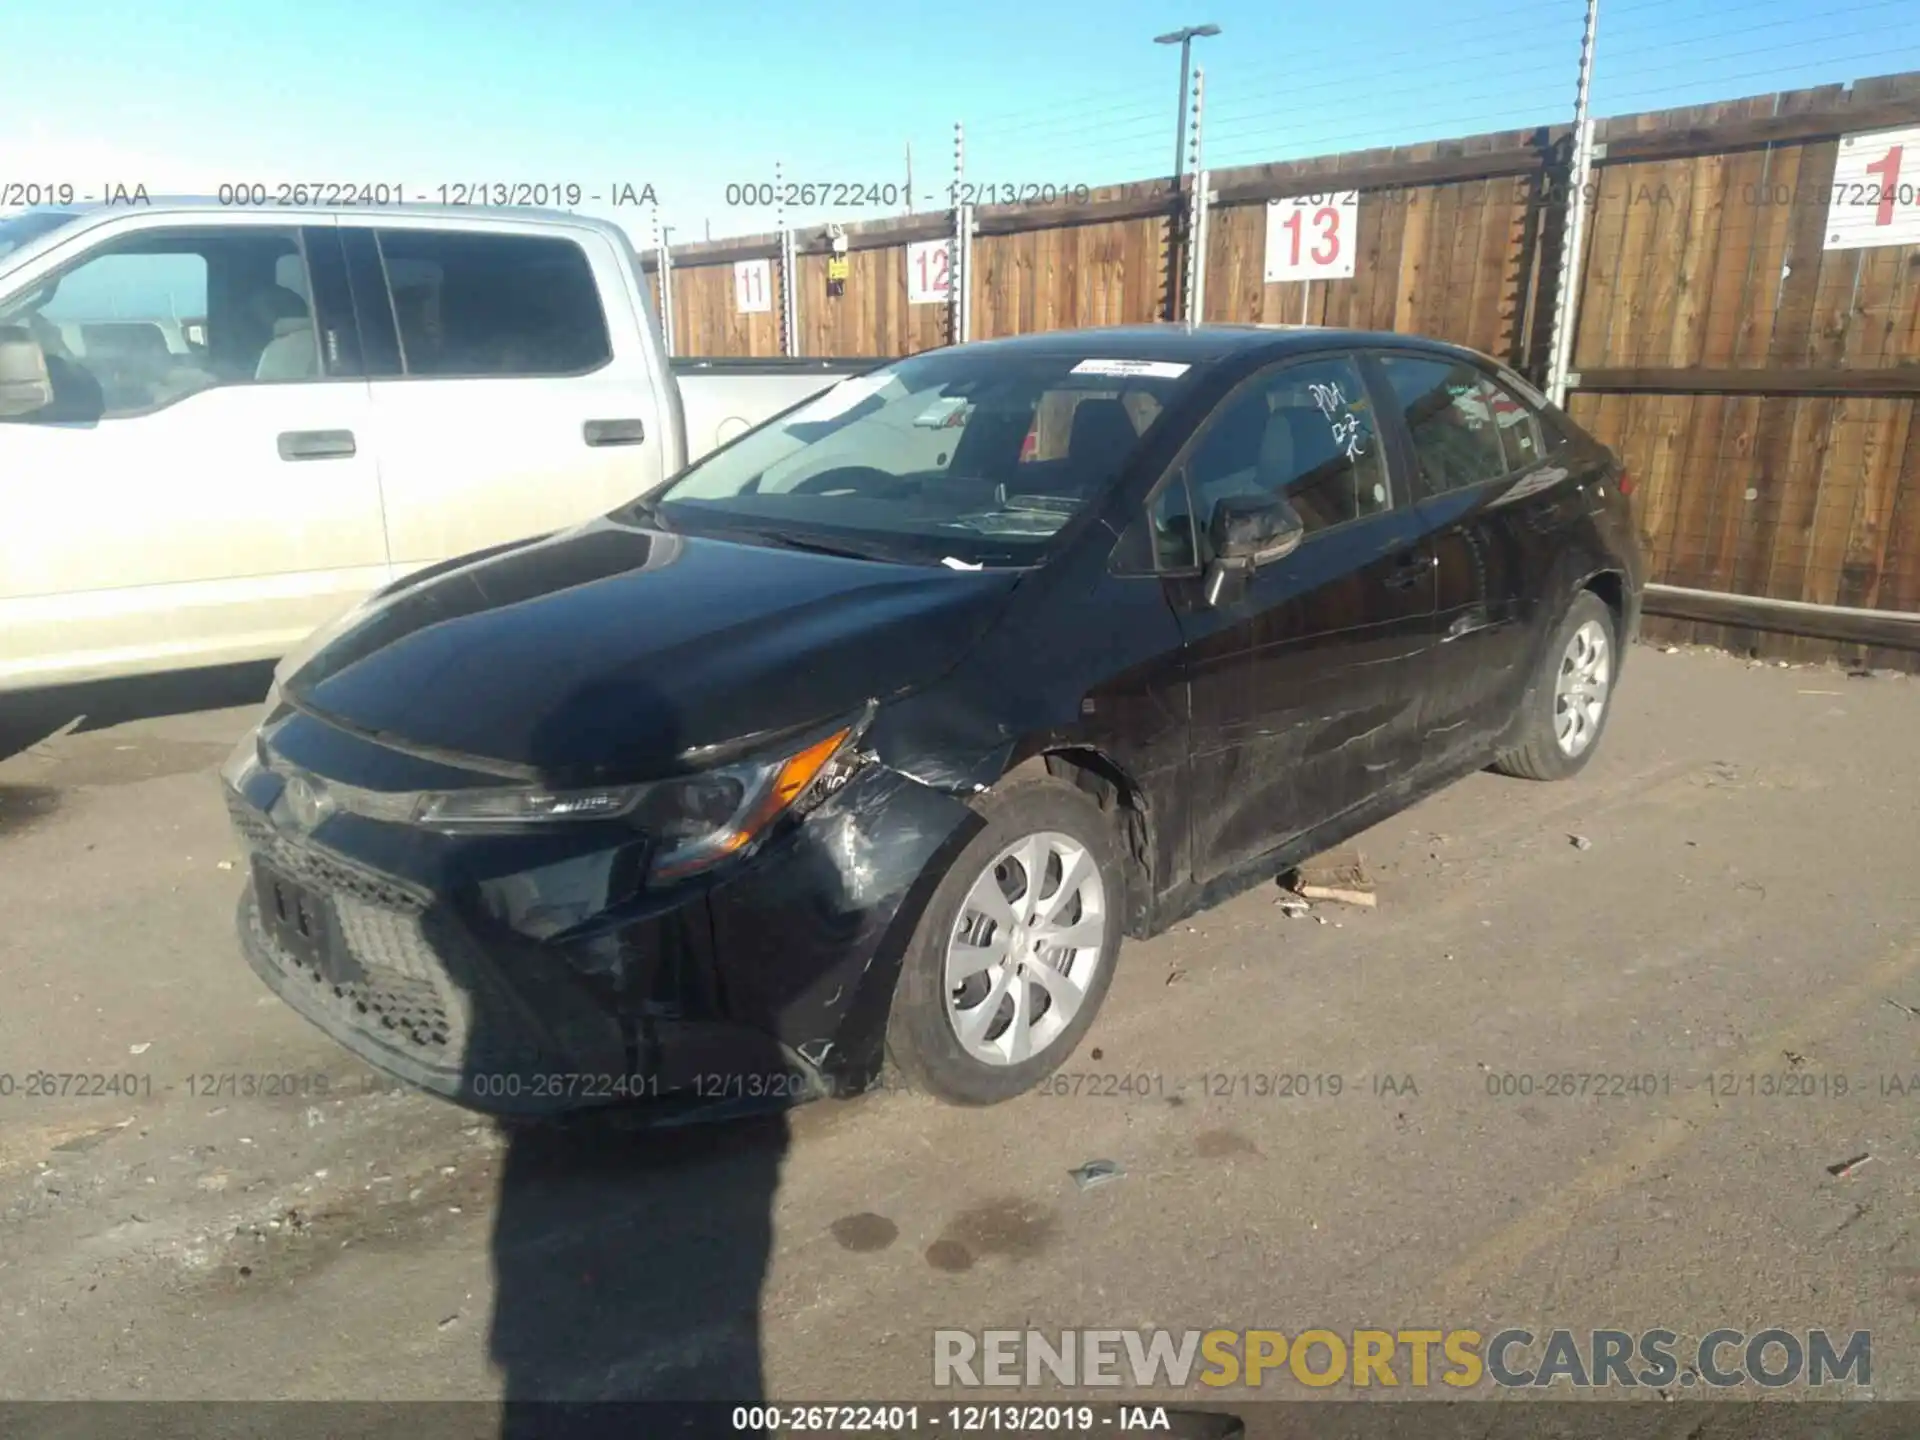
466 670 803 1434
0 660 275 763
488 1110 788 1429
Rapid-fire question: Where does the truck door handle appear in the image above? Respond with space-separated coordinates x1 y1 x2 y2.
584 418 646 447
1384 550 1436 590
278 429 356 461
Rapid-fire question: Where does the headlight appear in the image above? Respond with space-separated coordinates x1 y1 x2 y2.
413 725 859 883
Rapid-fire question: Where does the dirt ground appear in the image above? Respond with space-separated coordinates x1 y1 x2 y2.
0 644 1915 1412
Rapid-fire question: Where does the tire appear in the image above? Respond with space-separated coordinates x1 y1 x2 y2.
1493 590 1618 782
884 775 1125 1105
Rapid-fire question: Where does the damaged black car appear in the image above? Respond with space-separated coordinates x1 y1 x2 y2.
223 324 1645 1117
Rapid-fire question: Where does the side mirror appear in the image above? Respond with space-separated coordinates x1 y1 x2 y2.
0 327 53 419
1203 492 1305 606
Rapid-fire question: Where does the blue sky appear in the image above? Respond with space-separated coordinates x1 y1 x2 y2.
4 0 1918 244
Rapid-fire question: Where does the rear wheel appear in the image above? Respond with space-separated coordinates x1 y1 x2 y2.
884 776 1124 1105
1493 590 1617 781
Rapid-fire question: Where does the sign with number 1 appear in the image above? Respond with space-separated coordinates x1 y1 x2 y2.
1824 126 1920 250
1264 192 1359 283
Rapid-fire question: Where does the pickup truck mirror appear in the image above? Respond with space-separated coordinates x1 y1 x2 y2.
0 327 53 419
1203 492 1305 606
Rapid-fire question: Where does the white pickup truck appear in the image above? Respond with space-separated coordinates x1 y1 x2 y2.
0 201 878 693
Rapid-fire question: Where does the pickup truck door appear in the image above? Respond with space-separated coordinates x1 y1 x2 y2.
342 221 668 574
0 215 389 689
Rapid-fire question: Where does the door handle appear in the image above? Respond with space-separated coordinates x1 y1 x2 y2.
277 429 356 461
1383 550 1436 590
584 418 647 447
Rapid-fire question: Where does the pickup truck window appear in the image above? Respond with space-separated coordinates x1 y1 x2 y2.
647 350 1206 567
372 230 611 379
0 226 338 422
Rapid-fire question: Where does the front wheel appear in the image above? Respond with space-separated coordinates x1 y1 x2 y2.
1492 590 1618 782
884 776 1124 1105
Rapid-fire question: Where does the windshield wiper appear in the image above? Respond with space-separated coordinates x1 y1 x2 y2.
618 495 673 529
727 527 897 562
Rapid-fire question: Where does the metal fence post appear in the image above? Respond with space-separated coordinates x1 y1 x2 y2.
651 205 676 358
1182 66 1207 323
956 204 976 344
1190 169 1212 325
780 228 799 356
1546 0 1601 407
950 122 966 345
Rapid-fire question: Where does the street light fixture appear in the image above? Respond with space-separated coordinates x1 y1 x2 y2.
1155 23 1221 183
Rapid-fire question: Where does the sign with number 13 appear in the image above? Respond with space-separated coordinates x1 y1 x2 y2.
1264 192 1359 283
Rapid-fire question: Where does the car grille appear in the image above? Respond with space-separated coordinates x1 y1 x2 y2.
226 789 429 915
228 788 470 1066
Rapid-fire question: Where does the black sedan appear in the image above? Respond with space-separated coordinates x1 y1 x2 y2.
223 324 1645 1117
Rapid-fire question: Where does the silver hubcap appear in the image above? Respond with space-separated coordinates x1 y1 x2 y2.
944 831 1108 1067
1554 619 1611 756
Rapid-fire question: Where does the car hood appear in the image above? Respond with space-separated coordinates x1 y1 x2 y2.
287 518 1024 780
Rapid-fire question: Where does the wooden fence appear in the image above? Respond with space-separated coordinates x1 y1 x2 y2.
641 72 1920 669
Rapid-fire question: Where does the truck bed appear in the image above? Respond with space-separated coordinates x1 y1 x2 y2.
671 355 893 460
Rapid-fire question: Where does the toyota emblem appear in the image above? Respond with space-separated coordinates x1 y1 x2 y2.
280 774 334 832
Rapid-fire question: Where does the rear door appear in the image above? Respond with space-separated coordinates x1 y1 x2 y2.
1372 349 1599 762
0 215 387 689
1158 351 1439 885
346 221 668 575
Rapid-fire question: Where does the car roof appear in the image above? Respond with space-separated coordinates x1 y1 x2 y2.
950 322 1491 368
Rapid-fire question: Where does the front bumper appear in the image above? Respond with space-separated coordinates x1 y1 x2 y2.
225 718 977 1119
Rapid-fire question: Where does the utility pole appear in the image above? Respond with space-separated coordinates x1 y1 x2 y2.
1155 23 1220 184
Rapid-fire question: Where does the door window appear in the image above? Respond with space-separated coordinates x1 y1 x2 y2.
0 227 329 421
373 230 611 378
1379 354 1542 493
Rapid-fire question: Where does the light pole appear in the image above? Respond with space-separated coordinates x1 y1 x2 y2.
1155 23 1220 183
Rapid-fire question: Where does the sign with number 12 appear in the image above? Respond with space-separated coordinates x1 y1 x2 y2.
1264 192 1359 283
907 239 952 305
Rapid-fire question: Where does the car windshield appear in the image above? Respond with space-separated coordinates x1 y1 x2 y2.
643 349 1204 567
0 210 81 264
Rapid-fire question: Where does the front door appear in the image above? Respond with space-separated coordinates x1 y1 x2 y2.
1162 352 1438 886
0 217 388 688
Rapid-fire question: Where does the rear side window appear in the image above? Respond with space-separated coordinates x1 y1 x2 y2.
374 230 611 379
1380 355 1541 492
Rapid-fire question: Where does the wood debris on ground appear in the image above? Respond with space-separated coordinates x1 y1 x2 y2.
1285 849 1377 908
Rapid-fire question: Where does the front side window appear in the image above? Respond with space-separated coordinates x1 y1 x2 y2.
0 226 325 422
1380 354 1539 494
374 230 611 378
646 350 1203 567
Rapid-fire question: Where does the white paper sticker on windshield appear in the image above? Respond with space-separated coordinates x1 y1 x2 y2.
1071 359 1191 378
914 396 973 429
795 370 895 423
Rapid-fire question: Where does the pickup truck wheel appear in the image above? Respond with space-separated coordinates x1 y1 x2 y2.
884 777 1123 1105
1493 590 1617 782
